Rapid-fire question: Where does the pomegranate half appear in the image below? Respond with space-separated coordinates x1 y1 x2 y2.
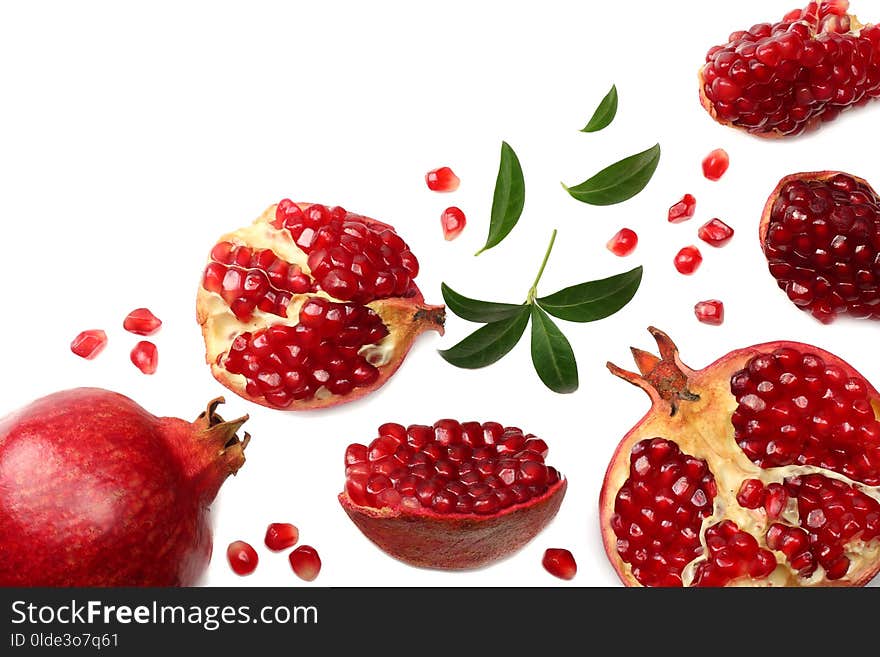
339 420 566 569
0 388 249 586
197 200 444 411
600 328 880 587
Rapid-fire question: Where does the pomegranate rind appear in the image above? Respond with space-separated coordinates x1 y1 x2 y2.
339 479 566 570
600 329 880 587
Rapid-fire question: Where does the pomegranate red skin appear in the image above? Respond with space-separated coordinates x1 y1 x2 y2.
0 388 248 587
339 481 565 570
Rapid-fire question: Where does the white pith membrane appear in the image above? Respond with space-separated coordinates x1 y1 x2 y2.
197 206 402 404
605 331 880 587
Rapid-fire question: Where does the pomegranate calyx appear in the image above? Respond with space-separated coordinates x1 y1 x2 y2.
193 397 250 475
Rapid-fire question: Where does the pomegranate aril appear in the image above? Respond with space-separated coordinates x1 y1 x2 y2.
694 300 724 325
130 341 158 375
668 194 697 223
607 228 638 257
227 541 259 576
265 523 299 551
425 166 460 192
702 149 730 181
289 545 321 581
698 219 735 247
542 548 577 580
123 308 162 335
441 207 466 240
70 329 107 360
674 246 703 275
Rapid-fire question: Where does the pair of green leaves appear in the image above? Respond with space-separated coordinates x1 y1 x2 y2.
440 231 643 394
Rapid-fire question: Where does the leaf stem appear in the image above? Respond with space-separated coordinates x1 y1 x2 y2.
527 229 557 302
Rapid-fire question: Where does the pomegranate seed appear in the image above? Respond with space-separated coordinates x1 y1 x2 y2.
130 341 158 375
70 330 107 360
123 307 162 335
441 207 466 240
674 246 703 275
668 194 697 223
425 166 460 192
289 545 321 581
698 218 734 247
542 548 577 580
264 523 299 551
227 540 258 576
702 149 730 181
694 300 724 326
606 228 638 257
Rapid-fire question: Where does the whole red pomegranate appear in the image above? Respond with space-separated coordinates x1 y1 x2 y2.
339 420 566 569
700 1 880 137
601 328 880 587
197 200 444 411
0 388 249 586
761 171 880 324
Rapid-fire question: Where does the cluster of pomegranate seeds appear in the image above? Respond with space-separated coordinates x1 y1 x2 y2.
123 308 162 335
344 420 561 516
227 540 259 576
698 218 735 247
668 194 697 223
542 548 577 580
265 523 299 551
731 347 880 485
763 173 880 323
691 520 777 586
289 545 322 581
271 200 420 304
611 438 717 587
701 1 880 137
130 341 158 375
702 149 730 181
70 329 108 360
222 298 388 408
606 228 639 257
674 246 703 274
736 478 788 518
694 300 725 325
441 206 467 241
425 166 460 192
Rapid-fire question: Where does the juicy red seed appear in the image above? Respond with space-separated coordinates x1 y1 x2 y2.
441 207 466 240
425 166 460 192
130 341 158 375
123 307 162 335
264 523 299 551
542 548 577 580
698 219 735 247
227 541 259 576
702 149 730 181
606 228 638 257
668 194 697 223
694 299 724 325
70 330 107 360
736 479 765 509
289 545 321 581
674 246 703 275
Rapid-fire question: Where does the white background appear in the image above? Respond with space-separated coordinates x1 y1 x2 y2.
2 0 879 587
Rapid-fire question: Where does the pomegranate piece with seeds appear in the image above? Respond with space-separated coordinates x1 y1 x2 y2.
698 218 735 247
601 327 880 586
227 540 259 576
761 171 880 323
694 299 725 325
123 308 162 335
70 329 107 360
699 2 880 137
543 548 577 580
289 545 321 581
196 201 444 410
668 194 697 223
130 341 158 375
265 523 299 551
441 206 466 240
674 246 703 275
339 420 566 569
607 228 638 257
702 149 730 181
425 166 460 192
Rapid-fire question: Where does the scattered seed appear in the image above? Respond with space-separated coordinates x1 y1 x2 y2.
70 330 107 360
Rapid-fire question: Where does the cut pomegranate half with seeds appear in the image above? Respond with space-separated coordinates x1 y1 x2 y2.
441 207 466 240
698 218 735 247
674 246 703 275
264 523 299 551
702 149 730 181
668 194 697 223
130 341 158 375
699 2 880 137
760 171 880 323
601 327 880 586
694 300 725 325
123 308 162 335
543 548 577 580
289 545 321 581
227 540 258 576
339 420 566 569
425 167 460 192
196 201 444 410
70 330 107 360
607 228 638 257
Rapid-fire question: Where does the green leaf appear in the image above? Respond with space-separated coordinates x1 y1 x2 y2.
530 305 578 394
536 266 642 323
441 283 527 323
476 141 525 255
562 143 661 206
438 307 530 369
581 85 618 133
